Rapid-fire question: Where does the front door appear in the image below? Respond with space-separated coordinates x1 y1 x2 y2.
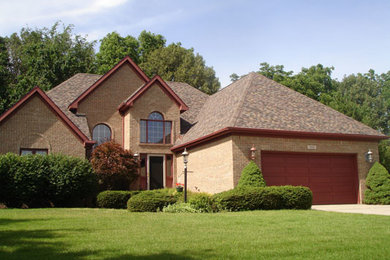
149 156 164 190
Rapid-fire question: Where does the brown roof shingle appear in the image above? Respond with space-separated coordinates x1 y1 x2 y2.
46 73 101 138
176 72 385 145
167 81 209 133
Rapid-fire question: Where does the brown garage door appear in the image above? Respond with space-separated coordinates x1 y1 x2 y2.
261 152 358 204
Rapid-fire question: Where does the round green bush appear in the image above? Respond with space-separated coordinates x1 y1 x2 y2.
364 162 390 204
213 186 312 211
127 189 178 212
237 161 266 189
97 190 140 209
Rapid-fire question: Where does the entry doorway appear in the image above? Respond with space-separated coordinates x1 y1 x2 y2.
148 155 165 190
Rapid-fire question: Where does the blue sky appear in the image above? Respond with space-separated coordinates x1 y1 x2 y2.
0 0 389 87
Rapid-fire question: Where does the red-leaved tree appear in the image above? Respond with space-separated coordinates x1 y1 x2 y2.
90 141 138 190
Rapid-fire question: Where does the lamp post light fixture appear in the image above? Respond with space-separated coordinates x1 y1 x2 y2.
366 149 373 163
250 144 257 160
182 148 189 203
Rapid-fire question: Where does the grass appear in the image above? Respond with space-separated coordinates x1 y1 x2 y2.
0 208 389 259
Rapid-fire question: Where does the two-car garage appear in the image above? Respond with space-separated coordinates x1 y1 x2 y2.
261 151 359 204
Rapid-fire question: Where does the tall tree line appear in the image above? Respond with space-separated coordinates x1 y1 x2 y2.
0 22 221 115
1 22 389 137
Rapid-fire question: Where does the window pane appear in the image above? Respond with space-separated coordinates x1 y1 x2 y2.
21 150 33 155
93 124 111 147
164 122 172 144
140 120 147 143
148 120 164 143
35 150 48 155
148 112 163 120
166 155 172 177
140 155 146 176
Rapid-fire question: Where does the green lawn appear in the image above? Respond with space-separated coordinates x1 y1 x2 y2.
0 209 389 259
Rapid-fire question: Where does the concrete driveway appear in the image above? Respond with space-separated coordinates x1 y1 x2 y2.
312 204 390 216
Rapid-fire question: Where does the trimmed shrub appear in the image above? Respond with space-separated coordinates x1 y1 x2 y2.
0 153 97 207
97 190 140 209
188 192 215 213
91 141 138 191
213 186 312 211
162 203 200 213
127 189 178 212
237 161 266 188
364 162 390 204
379 140 390 172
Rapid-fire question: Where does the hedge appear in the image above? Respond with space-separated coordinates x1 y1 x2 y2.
0 153 97 207
97 190 140 209
212 186 312 211
364 162 390 204
127 189 178 212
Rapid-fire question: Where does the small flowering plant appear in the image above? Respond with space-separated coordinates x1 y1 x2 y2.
176 183 184 192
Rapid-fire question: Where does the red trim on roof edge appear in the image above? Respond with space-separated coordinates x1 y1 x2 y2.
68 56 149 112
0 86 95 148
118 75 189 114
171 127 388 152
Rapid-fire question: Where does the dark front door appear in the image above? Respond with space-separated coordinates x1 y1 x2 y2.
149 156 164 190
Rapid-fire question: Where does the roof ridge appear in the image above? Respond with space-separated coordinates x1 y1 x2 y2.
230 73 257 126
255 73 383 133
46 73 101 94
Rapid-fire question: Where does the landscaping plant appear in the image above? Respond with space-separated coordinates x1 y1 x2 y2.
213 186 312 211
91 141 138 191
127 189 178 212
237 161 266 188
0 153 97 207
97 190 140 209
364 162 390 204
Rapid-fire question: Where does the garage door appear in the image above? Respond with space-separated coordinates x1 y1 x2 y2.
261 152 358 204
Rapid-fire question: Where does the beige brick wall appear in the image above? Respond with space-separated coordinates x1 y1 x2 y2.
126 82 180 155
175 136 234 194
78 63 145 145
231 135 379 202
0 95 85 157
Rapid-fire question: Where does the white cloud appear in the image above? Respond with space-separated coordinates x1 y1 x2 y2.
0 0 129 35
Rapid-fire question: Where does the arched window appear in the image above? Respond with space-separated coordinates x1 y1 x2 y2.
148 112 163 120
140 112 172 144
92 124 111 147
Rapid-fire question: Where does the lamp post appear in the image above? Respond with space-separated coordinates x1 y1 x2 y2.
182 148 189 203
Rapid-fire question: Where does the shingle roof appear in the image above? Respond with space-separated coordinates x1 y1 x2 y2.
176 72 385 146
46 73 101 138
167 81 209 133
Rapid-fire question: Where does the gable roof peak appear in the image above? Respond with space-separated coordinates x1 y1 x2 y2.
68 56 149 112
0 86 94 147
118 75 189 114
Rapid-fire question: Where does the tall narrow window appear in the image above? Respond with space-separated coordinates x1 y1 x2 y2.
92 124 111 147
140 112 172 144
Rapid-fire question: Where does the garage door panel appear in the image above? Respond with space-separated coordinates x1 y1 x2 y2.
285 168 309 176
261 152 358 204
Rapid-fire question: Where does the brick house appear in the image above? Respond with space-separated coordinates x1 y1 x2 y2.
0 56 387 204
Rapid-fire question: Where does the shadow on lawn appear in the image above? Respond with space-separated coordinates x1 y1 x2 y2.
0 218 216 260
107 249 216 260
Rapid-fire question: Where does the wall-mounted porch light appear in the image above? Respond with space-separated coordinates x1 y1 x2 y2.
365 149 373 163
250 144 257 160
